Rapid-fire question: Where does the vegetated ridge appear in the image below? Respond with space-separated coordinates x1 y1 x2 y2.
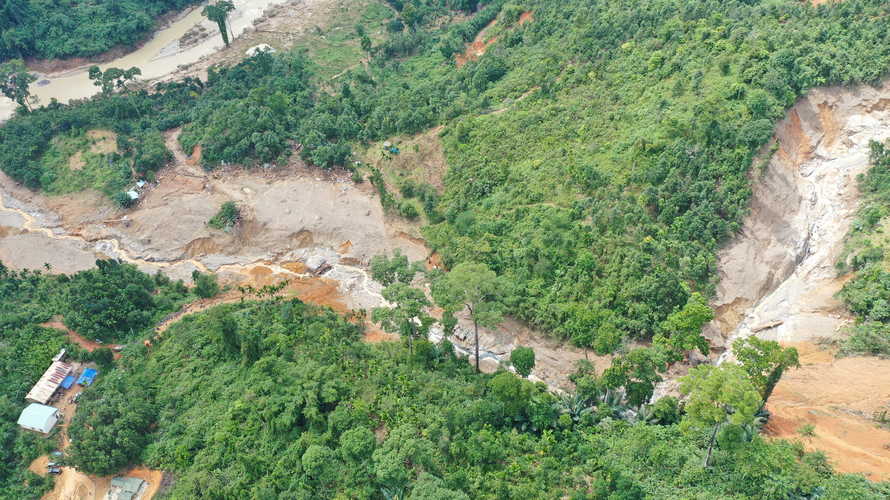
4 0 890 351
2 0 890 498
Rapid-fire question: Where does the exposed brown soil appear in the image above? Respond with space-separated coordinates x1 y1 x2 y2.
187 144 201 165
153 269 350 337
764 342 890 480
35 459 163 500
456 19 498 68
518 11 534 25
364 326 398 343
283 262 308 274
39 321 104 352
29 455 49 476
706 84 890 351
0 126 428 276
68 151 85 171
87 130 118 154
455 11 533 68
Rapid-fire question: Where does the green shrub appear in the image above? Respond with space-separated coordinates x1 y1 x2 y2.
510 346 536 377
113 191 135 208
399 200 420 218
839 323 890 357
208 201 239 231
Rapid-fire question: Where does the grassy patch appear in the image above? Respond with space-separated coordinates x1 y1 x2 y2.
40 130 129 196
359 126 448 191
360 2 394 26
307 39 365 80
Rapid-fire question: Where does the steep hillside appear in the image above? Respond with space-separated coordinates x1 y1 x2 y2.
4 0 890 351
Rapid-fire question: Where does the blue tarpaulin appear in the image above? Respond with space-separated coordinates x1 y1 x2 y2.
76 369 98 386
60 375 75 389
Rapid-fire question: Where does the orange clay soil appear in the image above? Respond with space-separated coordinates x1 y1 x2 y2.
39 320 106 352
763 341 890 481
518 10 534 25
456 11 533 68
35 460 163 500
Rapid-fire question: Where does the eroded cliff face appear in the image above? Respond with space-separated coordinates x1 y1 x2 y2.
707 85 890 355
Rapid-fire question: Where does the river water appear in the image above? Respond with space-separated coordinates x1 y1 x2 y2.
0 0 285 121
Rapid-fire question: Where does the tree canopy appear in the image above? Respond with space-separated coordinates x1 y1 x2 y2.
0 0 204 60
431 262 508 371
202 1 236 47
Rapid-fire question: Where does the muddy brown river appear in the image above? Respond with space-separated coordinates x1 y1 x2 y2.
0 0 285 121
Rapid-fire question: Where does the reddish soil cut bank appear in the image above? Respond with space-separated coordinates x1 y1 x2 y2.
518 11 533 25
40 321 104 352
455 11 533 68
764 342 890 481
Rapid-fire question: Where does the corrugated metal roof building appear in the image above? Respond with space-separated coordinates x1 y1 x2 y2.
25 361 73 405
51 348 67 362
109 477 145 500
17 403 58 434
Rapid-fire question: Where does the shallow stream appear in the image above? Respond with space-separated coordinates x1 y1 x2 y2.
0 0 285 121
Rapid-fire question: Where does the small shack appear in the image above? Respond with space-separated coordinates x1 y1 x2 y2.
25 361 73 405
106 476 146 500
77 368 98 387
17 403 59 434
51 348 67 363
126 190 140 200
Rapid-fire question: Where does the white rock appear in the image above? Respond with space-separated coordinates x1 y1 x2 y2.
306 255 326 271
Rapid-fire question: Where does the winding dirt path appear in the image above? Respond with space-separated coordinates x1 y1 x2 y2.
455 11 533 68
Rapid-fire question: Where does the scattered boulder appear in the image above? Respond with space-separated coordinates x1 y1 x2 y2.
305 255 330 274
687 349 711 368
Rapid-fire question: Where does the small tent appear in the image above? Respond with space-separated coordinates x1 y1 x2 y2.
77 368 98 386
17 403 58 434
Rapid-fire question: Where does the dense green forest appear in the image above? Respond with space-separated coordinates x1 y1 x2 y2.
0 260 887 499
4 0 890 352
0 0 201 60
49 295 890 499
3 1 890 495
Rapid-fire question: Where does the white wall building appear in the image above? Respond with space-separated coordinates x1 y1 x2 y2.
17 403 59 434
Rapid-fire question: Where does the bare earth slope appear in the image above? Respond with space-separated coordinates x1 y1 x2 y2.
708 85 890 352
707 83 890 478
